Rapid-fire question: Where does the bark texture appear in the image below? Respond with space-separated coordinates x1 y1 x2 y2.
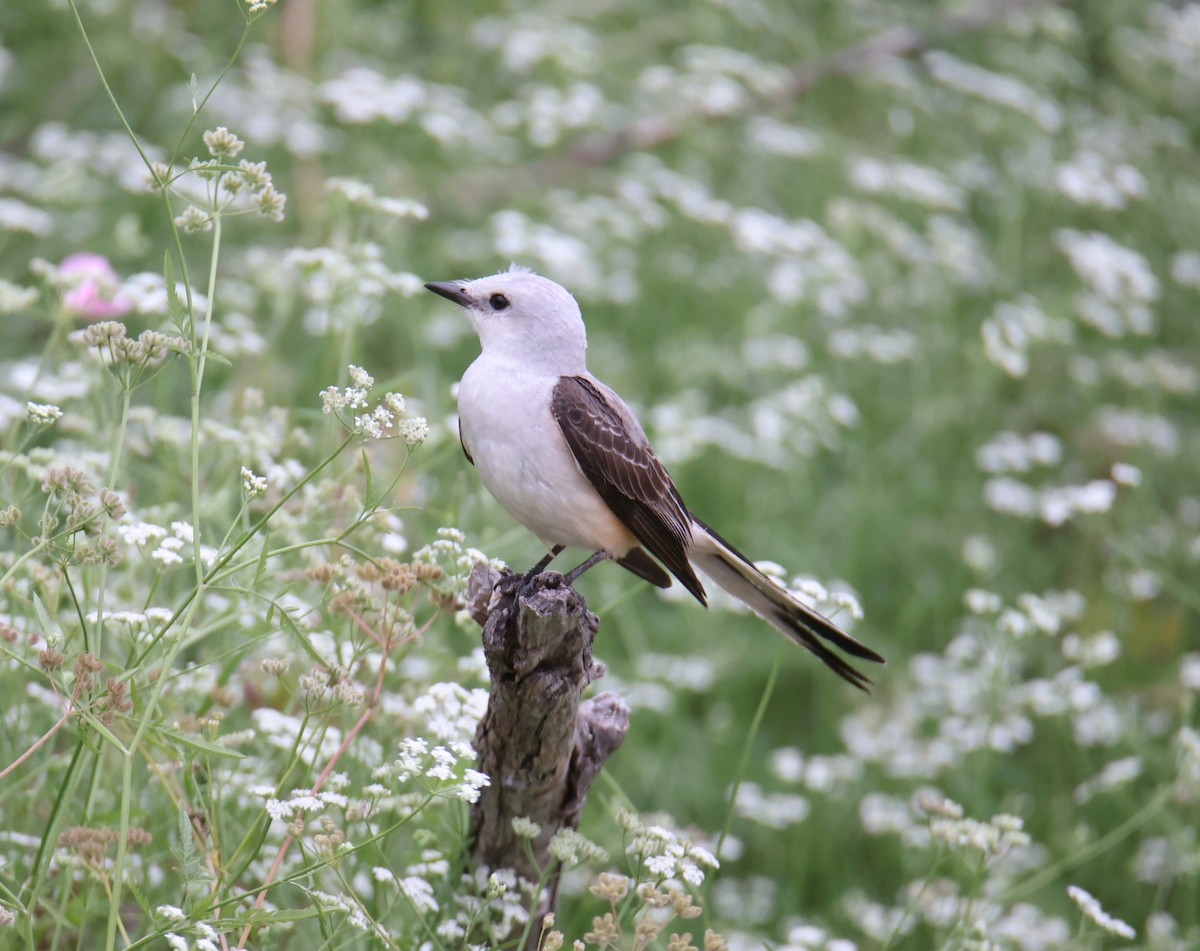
467 563 630 927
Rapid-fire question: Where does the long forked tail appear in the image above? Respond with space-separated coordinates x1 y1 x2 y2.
689 519 885 692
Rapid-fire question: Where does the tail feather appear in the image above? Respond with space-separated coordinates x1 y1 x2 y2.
690 519 885 691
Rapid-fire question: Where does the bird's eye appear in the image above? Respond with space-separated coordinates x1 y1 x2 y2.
489 293 510 311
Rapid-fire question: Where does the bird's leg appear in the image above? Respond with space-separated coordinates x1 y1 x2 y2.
496 545 565 600
563 550 610 586
527 545 565 577
517 544 565 598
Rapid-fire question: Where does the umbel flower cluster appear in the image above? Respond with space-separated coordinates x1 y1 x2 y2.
153 126 287 233
320 364 430 443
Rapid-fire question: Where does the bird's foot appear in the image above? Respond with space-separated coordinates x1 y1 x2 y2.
495 566 555 604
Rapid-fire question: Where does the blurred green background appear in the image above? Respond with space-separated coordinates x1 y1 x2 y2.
1 0 1198 946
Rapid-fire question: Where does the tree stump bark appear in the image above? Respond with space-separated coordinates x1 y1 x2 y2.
466 563 630 937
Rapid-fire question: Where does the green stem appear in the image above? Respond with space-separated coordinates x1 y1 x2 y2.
107 390 132 489
190 213 223 582
132 432 356 667
169 25 254 166
66 0 155 174
1002 783 1173 903
882 845 944 951
0 539 51 590
718 646 783 857
88 389 133 656
105 597 202 951
19 738 86 927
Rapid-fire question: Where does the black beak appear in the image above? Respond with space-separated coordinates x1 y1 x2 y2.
424 281 471 307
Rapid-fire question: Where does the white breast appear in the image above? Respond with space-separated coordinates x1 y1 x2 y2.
457 357 638 555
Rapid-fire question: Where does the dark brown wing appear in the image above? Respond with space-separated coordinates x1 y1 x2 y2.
617 547 673 589
551 376 706 604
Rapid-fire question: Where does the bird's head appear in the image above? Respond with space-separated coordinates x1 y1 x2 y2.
425 265 587 371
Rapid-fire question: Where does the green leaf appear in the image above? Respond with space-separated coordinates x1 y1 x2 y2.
224 907 321 926
164 251 187 330
176 803 197 866
253 532 271 587
158 725 245 760
361 446 374 505
32 592 60 645
277 606 326 668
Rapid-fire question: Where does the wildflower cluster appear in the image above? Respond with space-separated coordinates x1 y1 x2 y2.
243 0 278 17
1067 884 1137 939
240 465 267 498
70 320 188 389
372 736 491 804
117 519 214 569
157 904 236 951
303 543 467 662
556 866 729 951
319 364 430 443
617 808 719 887
24 465 126 566
923 803 1032 861
277 244 423 335
412 526 507 597
59 825 153 874
327 177 430 220
24 402 63 428
157 126 287 232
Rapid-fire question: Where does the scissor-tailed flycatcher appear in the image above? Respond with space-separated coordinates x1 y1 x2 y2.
426 266 884 690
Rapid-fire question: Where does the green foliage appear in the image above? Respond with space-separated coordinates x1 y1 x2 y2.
1 0 1198 948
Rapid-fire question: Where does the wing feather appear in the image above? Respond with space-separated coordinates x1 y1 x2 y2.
458 418 474 466
551 376 706 604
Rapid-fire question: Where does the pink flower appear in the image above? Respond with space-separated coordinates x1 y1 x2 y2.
59 252 133 319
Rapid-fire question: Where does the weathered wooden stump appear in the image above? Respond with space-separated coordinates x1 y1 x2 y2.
466 563 630 936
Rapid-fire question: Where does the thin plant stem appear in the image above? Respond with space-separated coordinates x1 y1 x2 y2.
106 592 202 951
66 0 155 173
169 25 254 167
235 607 407 948
190 213 223 582
718 646 783 857
131 431 356 667
92 388 133 654
1002 783 1174 903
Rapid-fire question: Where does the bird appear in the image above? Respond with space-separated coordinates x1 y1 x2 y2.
425 266 884 690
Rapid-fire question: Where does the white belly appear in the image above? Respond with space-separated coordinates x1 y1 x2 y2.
458 359 637 555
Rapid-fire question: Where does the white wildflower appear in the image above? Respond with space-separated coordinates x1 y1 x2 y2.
175 205 213 234
645 854 675 877
202 127 244 158
1111 462 1142 486
240 466 267 497
118 522 168 546
548 827 607 866
511 816 542 839
964 589 1002 614
1067 885 1136 938
1181 654 1200 691
254 184 287 222
151 546 185 567
25 402 63 426
396 415 430 447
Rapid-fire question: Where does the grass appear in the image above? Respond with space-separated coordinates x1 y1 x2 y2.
0 0 1197 948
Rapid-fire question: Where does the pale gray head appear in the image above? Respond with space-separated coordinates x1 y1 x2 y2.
425 265 588 372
